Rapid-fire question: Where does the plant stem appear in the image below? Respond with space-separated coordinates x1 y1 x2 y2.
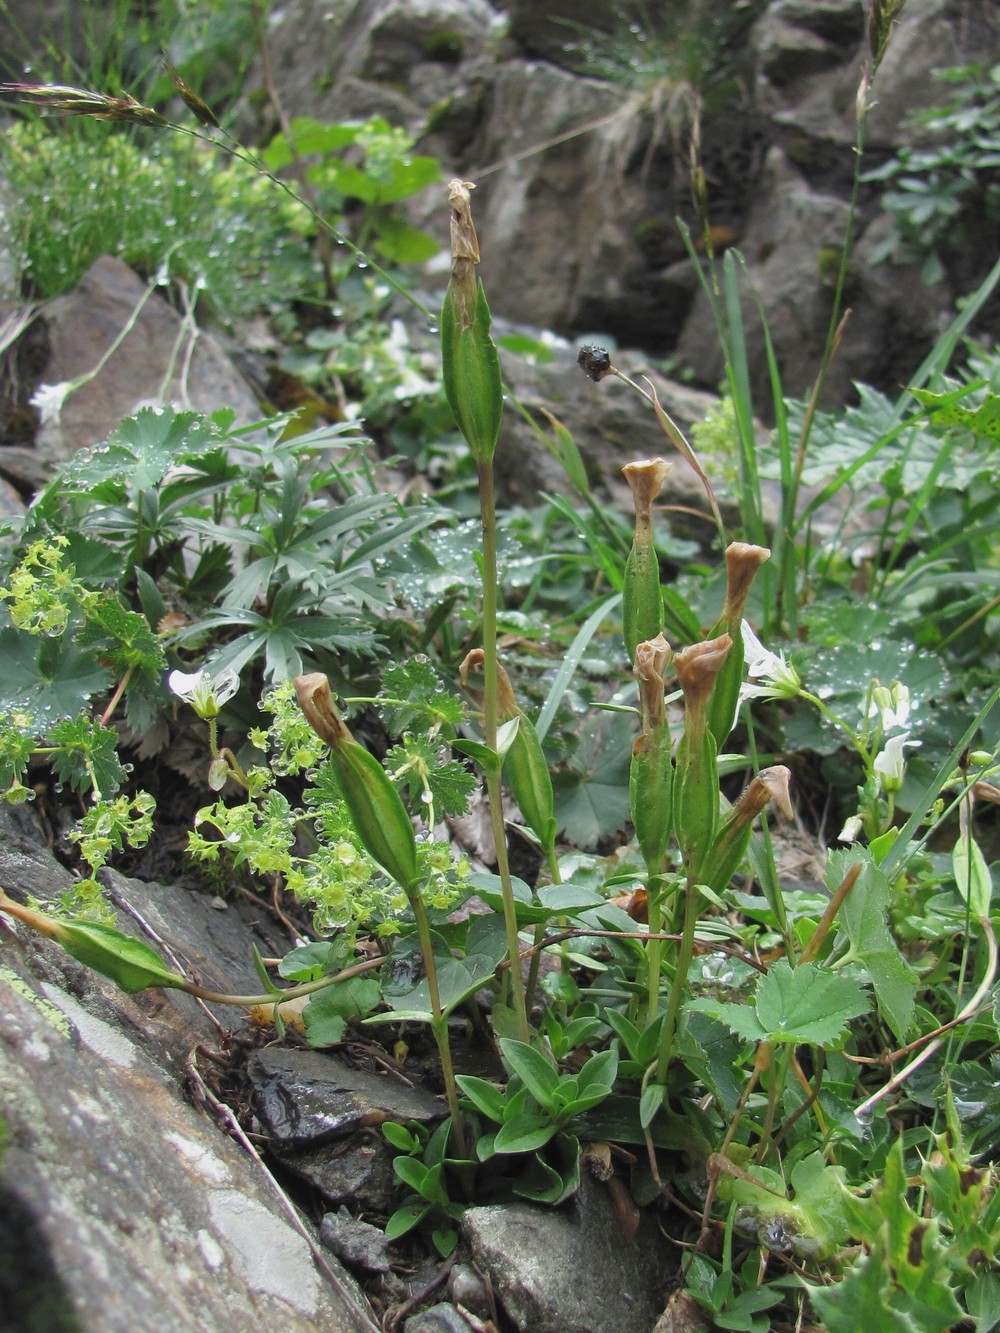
645 874 666 1027
654 878 701 1083
477 460 530 1042
411 893 467 1157
181 952 386 1005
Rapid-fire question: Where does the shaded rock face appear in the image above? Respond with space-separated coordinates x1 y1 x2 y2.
251 0 996 410
35 256 260 463
463 1175 677 1333
0 811 379 1333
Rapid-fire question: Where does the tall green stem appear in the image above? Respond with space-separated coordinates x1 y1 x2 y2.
412 894 467 1156
654 878 701 1083
477 460 530 1041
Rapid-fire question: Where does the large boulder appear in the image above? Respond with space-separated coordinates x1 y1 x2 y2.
0 810 380 1332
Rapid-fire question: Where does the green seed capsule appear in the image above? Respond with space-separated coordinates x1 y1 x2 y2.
621 459 670 663
706 544 769 746
295 673 420 894
623 543 663 665
0 891 186 994
672 726 719 880
505 712 557 854
441 279 503 465
706 619 744 747
700 766 792 893
440 180 503 465
331 740 421 893
630 722 673 876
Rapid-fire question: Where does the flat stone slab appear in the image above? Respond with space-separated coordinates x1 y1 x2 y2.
463 1175 675 1333
247 1045 445 1148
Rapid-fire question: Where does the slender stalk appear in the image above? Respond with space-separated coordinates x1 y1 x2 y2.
644 874 666 1027
654 879 701 1083
477 460 530 1041
181 952 386 1005
411 894 467 1156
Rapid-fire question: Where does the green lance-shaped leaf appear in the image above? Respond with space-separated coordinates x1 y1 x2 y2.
699 766 792 893
0 892 185 993
629 635 673 875
294 673 419 893
706 542 770 746
621 459 670 662
672 635 731 878
440 179 503 465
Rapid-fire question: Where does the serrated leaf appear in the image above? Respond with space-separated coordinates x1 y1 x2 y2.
49 716 127 798
753 960 870 1045
76 589 165 680
910 386 1000 443
828 847 919 1040
0 629 111 717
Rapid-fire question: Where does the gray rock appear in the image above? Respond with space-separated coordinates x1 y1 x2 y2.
275 1136 398 1212
240 0 504 134
0 812 381 1331
321 1206 394 1274
237 0 995 418
247 1044 446 1147
462 1175 675 1333
403 1303 476 1333
36 256 261 461
448 1261 492 1318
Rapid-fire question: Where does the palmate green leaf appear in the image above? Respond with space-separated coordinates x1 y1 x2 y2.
910 385 1000 443
754 961 870 1045
552 710 632 850
66 408 223 497
49 716 127 798
688 960 870 1048
380 658 466 734
385 736 475 819
0 629 111 718
76 589 165 681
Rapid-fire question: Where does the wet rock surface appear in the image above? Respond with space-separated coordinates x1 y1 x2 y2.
0 811 380 1333
36 256 261 462
463 1174 676 1333
247 1044 446 1146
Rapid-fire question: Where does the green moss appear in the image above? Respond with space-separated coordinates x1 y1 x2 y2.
422 29 464 63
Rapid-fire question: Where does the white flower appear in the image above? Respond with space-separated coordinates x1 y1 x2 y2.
29 381 75 426
738 621 801 702
868 681 911 731
874 731 920 793
838 814 864 844
168 667 239 719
